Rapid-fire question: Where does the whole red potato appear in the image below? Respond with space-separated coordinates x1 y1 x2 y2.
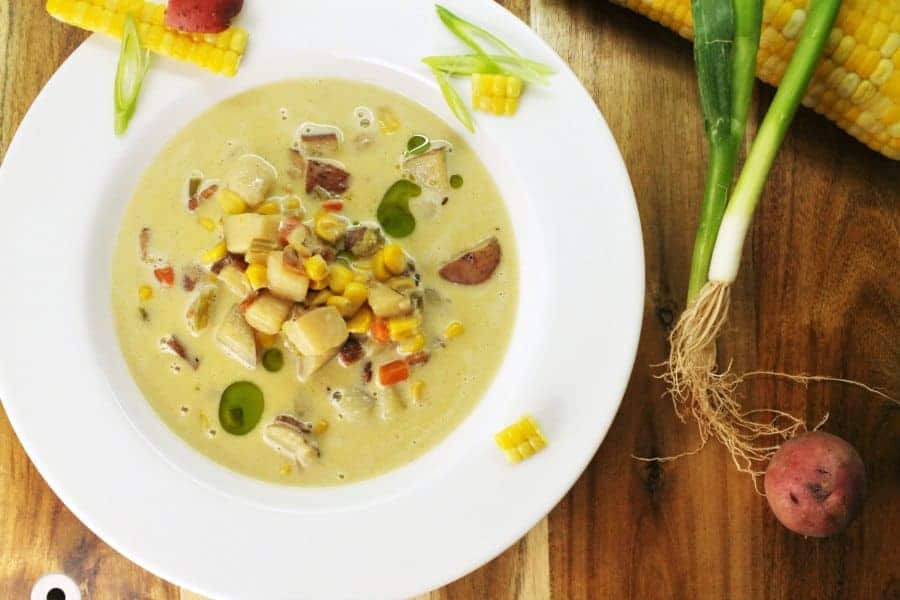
764 431 866 537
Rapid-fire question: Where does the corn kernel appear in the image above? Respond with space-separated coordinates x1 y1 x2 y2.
472 73 524 116
382 243 407 275
245 263 268 290
347 306 373 334
326 295 354 317
377 106 401 134
256 200 280 215
198 216 217 231
314 212 346 243
304 255 329 281
218 188 247 214
309 276 330 290
309 289 333 307
444 321 465 339
372 250 391 282
384 277 414 293
312 419 329 434
388 316 420 341
410 381 426 402
279 463 293 476
397 333 426 354
138 285 153 301
495 415 548 463
343 281 369 305
201 241 227 264
283 197 301 211
329 263 354 294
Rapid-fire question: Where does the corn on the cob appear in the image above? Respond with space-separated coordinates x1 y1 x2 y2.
45 0 248 77
495 415 548 463
612 0 900 159
471 73 524 116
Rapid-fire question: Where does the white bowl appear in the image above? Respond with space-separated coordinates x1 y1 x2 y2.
0 1 643 597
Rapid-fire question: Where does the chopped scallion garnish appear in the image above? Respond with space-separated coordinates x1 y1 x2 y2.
114 15 150 135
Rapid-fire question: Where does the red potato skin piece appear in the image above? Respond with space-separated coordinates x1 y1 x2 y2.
305 160 350 196
165 0 243 33
764 432 867 538
438 237 502 285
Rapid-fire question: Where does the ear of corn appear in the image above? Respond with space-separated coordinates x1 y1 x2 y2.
495 415 548 463
612 0 900 159
45 0 248 77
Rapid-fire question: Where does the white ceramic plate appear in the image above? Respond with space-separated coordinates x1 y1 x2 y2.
0 1 643 597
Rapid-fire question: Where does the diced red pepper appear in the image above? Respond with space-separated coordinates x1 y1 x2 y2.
322 200 344 212
379 360 410 386
370 317 390 344
154 265 175 287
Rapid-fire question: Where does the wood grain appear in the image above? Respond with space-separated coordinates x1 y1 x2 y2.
2 1 898 598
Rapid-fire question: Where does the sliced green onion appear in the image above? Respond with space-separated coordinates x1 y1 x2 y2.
114 15 150 135
423 54 555 78
406 135 431 157
450 174 464 189
435 5 546 84
709 0 841 284
430 67 475 133
686 0 761 303
262 348 284 372
218 381 264 435
377 180 421 238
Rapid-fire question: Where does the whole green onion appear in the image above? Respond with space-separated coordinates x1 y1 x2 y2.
686 0 761 303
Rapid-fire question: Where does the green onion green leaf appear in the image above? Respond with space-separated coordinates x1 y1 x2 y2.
262 348 284 372
406 135 432 157
114 15 150 135
434 5 547 84
422 54 555 79
377 180 421 238
430 67 475 133
219 381 264 435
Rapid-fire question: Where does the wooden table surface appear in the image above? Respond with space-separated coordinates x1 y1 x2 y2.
2 1 898 598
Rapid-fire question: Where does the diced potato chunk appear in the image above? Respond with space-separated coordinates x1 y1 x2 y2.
267 251 310 302
216 264 252 297
216 305 257 368
403 149 449 193
244 292 293 335
224 214 280 254
367 282 413 318
282 306 349 356
296 346 340 382
224 154 277 208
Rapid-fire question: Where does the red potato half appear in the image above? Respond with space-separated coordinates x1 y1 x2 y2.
438 237 501 285
165 0 244 33
764 431 866 538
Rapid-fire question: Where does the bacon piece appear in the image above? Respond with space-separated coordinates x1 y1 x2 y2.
362 360 373 384
339 337 364 366
406 352 430 366
305 160 350 196
188 183 219 212
139 227 153 262
161 335 200 370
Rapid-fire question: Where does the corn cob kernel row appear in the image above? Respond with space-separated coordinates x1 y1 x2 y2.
45 0 248 77
612 0 900 159
471 73 524 115
495 415 548 463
